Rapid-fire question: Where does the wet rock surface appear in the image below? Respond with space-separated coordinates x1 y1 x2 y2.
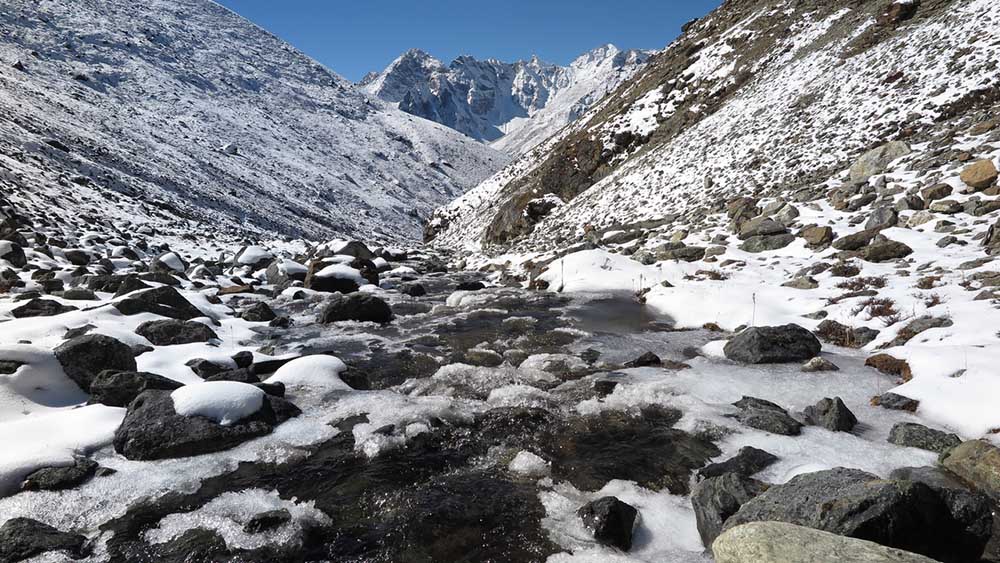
577 496 639 551
724 467 993 563
0 518 87 562
724 325 821 364
113 390 300 461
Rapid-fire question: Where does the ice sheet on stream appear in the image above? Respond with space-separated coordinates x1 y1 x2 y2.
144 488 331 551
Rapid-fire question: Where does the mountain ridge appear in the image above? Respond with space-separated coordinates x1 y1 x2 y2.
363 44 652 154
0 0 507 244
429 0 1000 252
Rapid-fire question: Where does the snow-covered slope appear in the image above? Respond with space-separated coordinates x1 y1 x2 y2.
364 44 651 154
430 0 1000 250
0 0 507 243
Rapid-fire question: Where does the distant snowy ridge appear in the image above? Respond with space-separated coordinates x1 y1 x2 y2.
0 0 507 243
363 44 652 155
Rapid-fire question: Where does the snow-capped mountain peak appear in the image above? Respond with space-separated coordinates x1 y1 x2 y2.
363 44 652 154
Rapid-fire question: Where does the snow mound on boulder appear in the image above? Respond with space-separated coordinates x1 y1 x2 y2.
265 355 351 392
171 382 265 426
314 264 366 284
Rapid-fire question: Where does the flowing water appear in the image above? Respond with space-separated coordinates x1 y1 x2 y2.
0 253 937 562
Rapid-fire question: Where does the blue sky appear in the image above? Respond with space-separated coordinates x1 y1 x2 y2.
215 1 723 82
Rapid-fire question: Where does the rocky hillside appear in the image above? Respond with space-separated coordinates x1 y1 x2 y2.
364 44 651 154
0 0 507 244
430 0 999 250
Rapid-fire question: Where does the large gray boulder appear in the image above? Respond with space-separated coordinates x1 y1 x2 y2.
888 422 961 454
88 370 182 407
20 457 98 492
114 286 203 320
692 472 768 546
724 325 821 364
940 440 1000 501
713 522 938 563
318 293 393 324
731 397 803 436
738 217 788 240
849 141 911 183
724 467 991 562
739 234 795 253
136 319 218 346
863 239 913 263
10 298 77 318
54 334 137 393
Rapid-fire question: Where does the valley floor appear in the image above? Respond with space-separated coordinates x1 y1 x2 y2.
0 226 997 561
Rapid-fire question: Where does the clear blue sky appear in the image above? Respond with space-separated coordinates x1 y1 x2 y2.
215 1 723 82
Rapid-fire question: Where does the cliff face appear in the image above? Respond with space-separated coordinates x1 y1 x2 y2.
430 0 999 252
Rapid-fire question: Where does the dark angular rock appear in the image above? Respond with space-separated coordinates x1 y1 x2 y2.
698 447 779 479
873 392 920 412
724 324 821 364
268 316 291 328
732 397 803 436
624 351 661 368
21 457 98 492
888 465 995 559
232 351 254 369
803 397 857 432
865 207 898 231
738 217 788 240
400 282 426 297
692 472 768 547
863 239 913 263
88 370 182 407
456 281 486 291
0 518 86 562
63 249 91 266
61 288 97 300
577 496 638 551
113 390 299 461
114 286 203 320
186 358 226 378
308 275 359 294
318 293 393 324
832 228 878 251
10 298 77 318
739 233 795 253
254 381 285 397
113 275 151 297
136 319 218 346
241 301 276 322
54 334 137 393
724 467 989 563
0 241 26 268
204 368 260 384
888 422 961 454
